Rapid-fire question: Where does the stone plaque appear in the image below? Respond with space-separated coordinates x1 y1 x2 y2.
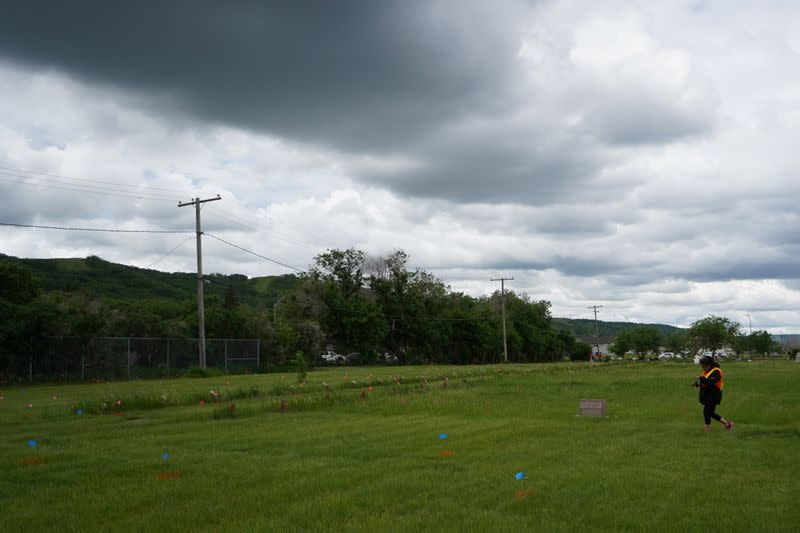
578 399 607 416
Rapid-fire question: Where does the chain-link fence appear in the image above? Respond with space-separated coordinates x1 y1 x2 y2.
3 337 261 383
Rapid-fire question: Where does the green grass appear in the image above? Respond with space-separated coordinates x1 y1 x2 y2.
1 362 798 532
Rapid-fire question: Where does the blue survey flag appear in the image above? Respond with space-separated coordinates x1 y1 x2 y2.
162 452 169 461
27 439 37 448
438 433 448 440
515 471 525 480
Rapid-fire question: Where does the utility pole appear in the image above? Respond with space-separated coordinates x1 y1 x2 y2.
746 313 752 335
491 276 514 363
588 305 604 360
179 194 221 368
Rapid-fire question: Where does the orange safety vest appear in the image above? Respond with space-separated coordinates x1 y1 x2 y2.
703 367 724 390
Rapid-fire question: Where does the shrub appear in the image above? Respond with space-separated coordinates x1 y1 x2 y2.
569 341 592 361
290 351 307 383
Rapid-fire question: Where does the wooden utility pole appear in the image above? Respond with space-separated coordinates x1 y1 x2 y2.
179 195 221 368
588 304 604 360
491 276 514 363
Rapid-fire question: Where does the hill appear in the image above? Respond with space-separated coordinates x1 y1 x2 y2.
774 334 800 346
0 253 300 307
1 254 687 336
551 317 684 338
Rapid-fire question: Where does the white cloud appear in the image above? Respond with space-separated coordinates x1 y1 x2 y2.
1 2 799 332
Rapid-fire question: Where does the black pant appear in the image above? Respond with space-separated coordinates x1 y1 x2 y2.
703 403 722 425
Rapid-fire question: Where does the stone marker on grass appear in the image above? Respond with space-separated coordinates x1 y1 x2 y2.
578 399 607 416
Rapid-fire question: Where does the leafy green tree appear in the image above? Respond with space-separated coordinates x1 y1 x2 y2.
615 327 661 359
554 329 577 360
310 248 366 299
608 336 630 357
746 330 780 355
688 315 740 353
664 331 688 355
0 261 40 305
501 292 558 362
569 340 592 361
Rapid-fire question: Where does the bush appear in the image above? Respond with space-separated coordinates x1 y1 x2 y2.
290 351 307 383
182 366 224 378
569 341 592 361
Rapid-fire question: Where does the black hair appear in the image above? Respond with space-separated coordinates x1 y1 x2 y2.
699 355 720 368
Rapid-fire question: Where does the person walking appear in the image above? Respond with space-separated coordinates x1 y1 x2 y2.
692 355 733 433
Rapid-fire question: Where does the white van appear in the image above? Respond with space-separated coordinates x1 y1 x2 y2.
319 351 343 364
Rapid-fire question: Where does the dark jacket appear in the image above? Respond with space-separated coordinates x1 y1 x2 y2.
697 368 722 405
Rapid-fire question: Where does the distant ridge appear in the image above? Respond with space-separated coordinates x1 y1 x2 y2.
551 317 684 338
0 253 299 306
2 253 688 336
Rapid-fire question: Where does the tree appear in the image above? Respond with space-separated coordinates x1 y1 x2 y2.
569 340 592 361
614 327 661 359
501 292 558 362
746 330 780 355
555 329 577 360
310 248 366 299
0 262 40 305
608 337 630 358
688 315 740 353
664 331 688 355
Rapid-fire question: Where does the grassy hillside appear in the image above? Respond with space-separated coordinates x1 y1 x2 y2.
2 254 684 335
551 317 683 337
0 253 300 307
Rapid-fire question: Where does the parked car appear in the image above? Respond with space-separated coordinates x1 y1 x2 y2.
379 352 399 363
658 352 676 360
319 350 344 364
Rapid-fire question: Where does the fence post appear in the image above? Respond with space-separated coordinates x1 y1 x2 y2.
224 339 228 374
28 337 33 384
166 338 170 378
127 337 131 380
81 352 85 381
257 338 260 370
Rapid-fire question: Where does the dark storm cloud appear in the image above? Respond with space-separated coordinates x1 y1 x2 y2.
584 90 712 146
0 0 523 152
371 138 603 204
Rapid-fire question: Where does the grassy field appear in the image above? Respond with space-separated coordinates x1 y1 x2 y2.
1 361 798 532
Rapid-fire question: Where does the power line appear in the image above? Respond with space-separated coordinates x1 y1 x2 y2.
205 233 305 273
147 236 195 269
0 221 194 234
0 173 178 201
204 206 317 250
0 164 325 245
0 164 214 196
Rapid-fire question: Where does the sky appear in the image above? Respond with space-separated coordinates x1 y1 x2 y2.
0 0 799 332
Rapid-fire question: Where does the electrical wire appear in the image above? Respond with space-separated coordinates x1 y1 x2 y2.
204 206 316 249
204 233 305 273
0 164 323 247
0 173 178 201
0 221 193 234
0 164 215 196
147 236 195 269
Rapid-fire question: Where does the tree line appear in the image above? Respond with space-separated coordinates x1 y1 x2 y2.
0 249 593 378
607 316 784 359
